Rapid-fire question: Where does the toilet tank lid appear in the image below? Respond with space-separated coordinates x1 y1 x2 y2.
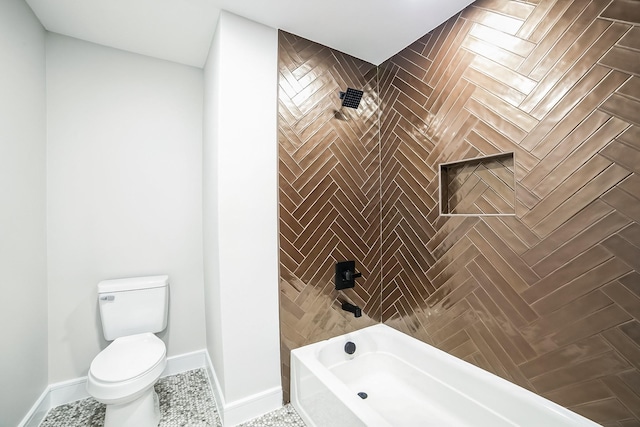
98 275 169 293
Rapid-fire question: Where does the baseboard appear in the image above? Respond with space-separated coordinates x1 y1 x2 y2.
18 387 50 427
204 351 227 424
164 349 208 377
223 386 282 427
203 352 282 427
18 349 209 427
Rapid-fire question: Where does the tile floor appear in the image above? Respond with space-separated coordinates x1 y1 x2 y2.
39 368 306 427
237 405 305 427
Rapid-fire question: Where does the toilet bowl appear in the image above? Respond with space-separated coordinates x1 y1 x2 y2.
88 333 167 427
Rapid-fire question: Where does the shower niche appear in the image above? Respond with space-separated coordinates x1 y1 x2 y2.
439 152 515 216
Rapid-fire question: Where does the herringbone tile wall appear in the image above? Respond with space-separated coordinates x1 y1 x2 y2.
277 31 381 401
380 0 640 425
278 0 640 424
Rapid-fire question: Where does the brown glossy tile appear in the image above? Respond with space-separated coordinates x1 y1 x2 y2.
522 155 611 228
467 258 530 328
603 281 640 324
467 290 532 364
466 322 513 380
425 18 471 88
532 257 632 315
602 187 640 223
550 304 632 347
602 326 640 371
519 21 624 117
461 5 525 35
601 375 640 420
529 0 612 81
600 93 640 127
620 222 640 246
427 236 472 279
533 162 631 237
463 35 525 70
619 26 640 51
522 291 613 345
534 117 630 199
619 76 640 101
474 220 538 286
602 234 640 273
469 54 537 96
469 23 535 57
570 397 635 423
473 0 536 20
531 350 631 394
601 0 640 25
544 380 612 408
619 370 640 401
472 86 539 132
522 0 574 44
533 211 631 277
463 67 525 108
531 70 630 159
518 0 594 76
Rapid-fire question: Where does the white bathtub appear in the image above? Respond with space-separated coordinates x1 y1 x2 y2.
291 324 599 427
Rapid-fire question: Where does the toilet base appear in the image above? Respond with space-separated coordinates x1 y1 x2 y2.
104 386 161 427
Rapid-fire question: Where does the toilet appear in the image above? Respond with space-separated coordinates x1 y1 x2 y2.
87 275 169 427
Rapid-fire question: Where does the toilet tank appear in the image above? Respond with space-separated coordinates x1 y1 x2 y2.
97 275 169 341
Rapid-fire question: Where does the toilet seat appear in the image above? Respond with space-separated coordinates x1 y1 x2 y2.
90 333 166 382
87 333 166 405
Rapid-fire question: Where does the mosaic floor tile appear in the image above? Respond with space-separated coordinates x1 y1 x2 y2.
237 404 306 427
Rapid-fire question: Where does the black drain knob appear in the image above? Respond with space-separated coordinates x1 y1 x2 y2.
358 392 368 399
344 341 356 355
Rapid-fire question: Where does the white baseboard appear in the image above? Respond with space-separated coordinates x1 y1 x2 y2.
204 351 227 424
203 352 282 427
18 349 209 427
18 387 50 427
164 349 208 377
223 386 282 427
49 376 90 409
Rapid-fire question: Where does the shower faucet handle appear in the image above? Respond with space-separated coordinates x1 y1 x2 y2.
344 270 362 281
335 261 362 290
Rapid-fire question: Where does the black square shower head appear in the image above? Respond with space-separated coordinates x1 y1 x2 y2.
339 88 364 109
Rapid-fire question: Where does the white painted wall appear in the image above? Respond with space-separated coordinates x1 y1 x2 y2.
0 1 48 425
203 11 282 426
203 10 226 402
46 33 206 383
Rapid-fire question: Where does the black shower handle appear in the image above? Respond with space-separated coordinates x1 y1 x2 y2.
344 270 362 281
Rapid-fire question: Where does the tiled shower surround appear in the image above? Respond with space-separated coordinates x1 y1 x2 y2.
278 0 640 425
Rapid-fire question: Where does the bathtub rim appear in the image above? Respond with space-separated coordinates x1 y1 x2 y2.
290 323 601 427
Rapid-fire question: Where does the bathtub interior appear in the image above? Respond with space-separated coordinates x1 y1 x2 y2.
291 324 600 427
330 351 518 426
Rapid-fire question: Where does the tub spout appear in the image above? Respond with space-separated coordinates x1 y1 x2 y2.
342 302 362 318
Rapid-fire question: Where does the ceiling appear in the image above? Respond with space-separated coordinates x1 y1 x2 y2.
25 0 475 68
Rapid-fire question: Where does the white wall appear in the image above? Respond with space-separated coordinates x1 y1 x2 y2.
0 0 48 425
46 33 206 383
203 11 282 426
203 9 226 400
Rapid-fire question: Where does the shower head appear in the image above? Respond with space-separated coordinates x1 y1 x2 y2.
339 88 364 109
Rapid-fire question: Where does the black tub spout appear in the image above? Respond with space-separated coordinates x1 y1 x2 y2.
342 302 362 318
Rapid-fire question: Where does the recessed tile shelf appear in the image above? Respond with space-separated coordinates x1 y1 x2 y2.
439 152 516 216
